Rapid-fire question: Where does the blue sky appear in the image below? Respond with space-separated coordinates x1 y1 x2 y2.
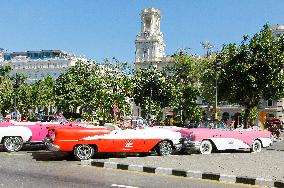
0 0 283 63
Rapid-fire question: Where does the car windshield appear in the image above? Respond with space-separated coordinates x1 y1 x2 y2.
199 121 228 130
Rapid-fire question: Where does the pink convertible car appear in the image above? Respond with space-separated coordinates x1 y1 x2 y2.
155 126 273 154
0 121 86 144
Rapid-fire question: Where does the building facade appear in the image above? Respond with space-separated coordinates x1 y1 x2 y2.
134 8 284 125
0 49 85 83
135 8 173 70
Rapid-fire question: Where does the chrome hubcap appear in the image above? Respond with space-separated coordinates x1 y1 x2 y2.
5 137 22 151
76 145 93 160
200 141 212 154
253 142 260 152
202 144 210 152
160 142 172 155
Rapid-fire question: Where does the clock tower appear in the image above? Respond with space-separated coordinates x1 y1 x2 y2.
135 8 166 68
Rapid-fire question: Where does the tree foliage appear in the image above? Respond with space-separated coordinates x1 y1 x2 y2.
54 59 133 122
132 66 170 118
167 50 203 123
0 76 13 114
216 24 284 127
55 60 103 113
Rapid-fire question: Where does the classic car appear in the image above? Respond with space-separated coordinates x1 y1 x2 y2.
45 127 183 160
1 120 91 144
0 125 32 152
155 126 273 154
182 128 273 154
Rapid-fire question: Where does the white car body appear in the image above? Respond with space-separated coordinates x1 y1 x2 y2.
0 126 32 144
83 127 182 147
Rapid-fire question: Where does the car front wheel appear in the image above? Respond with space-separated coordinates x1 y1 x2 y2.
74 144 95 160
200 140 213 154
3 137 23 152
157 141 173 156
251 140 262 153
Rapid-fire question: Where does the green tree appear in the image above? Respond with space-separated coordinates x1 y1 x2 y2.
198 58 217 115
0 65 14 114
133 66 170 119
55 59 133 123
0 77 14 114
32 76 56 115
167 50 202 123
17 83 33 118
99 58 133 121
216 24 284 128
0 65 12 77
55 60 103 114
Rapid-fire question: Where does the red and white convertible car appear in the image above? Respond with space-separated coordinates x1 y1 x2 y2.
45 126 183 160
156 126 273 154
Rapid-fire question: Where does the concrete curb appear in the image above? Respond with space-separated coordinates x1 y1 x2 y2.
81 159 284 187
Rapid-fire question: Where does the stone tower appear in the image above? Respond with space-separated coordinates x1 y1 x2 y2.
135 8 168 69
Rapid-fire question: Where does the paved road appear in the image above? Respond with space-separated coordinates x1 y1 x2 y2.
0 146 259 188
90 138 284 182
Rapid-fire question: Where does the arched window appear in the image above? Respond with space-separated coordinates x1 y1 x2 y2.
222 112 230 121
143 48 148 59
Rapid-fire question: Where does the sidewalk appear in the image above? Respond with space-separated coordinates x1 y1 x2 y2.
82 142 284 187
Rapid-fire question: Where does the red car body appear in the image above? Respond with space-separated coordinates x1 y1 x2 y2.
45 127 183 160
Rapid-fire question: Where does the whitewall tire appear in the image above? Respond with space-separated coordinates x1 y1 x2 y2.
157 141 173 156
74 144 95 160
200 140 213 154
251 140 262 153
3 137 23 152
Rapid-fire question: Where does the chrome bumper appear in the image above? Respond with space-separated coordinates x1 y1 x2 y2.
174 143 183 151
44 137 60 151
180 139 200 152
179 138 196 151
26 136 33 143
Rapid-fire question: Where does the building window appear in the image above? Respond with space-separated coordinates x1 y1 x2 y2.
267 100 274 107
143 49 148 59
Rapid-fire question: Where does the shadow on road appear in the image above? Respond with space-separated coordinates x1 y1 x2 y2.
28 151 142 161
29 151 77 161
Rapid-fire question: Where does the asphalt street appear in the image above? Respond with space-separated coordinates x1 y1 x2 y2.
0 145 260 188
85 136 284 183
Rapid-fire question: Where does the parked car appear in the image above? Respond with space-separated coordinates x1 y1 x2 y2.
0 125 32 152
266 118 282 139
181 127 273 154
1 120 93 144
155 126 272 154
45 127 183 160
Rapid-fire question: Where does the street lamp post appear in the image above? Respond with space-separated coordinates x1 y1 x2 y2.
148 88 153 125
13 73 21 120
215 62 221 120
215 76 218 120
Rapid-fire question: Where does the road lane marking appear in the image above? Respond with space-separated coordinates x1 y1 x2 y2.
111 184 139 188
4 153 25 156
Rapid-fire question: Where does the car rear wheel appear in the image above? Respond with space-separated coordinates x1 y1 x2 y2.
157 141 173 156
74 144 95 160
250 140 262 153
200 140 213 154
3 137 23 152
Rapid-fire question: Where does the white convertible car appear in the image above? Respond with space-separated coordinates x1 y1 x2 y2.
0 126 32 152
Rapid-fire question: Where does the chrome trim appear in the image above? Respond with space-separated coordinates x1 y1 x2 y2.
46 142 60 152
27 136 32 143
